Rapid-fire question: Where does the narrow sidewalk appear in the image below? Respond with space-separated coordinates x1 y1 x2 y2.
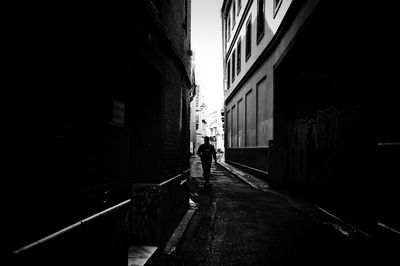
216 153 378 241
216 153 270 192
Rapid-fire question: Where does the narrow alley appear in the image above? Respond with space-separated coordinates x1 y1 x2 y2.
155 155 390 266
6 1 400 265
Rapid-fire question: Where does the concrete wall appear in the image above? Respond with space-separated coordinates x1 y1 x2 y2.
222 0 320 183
225 59 272 175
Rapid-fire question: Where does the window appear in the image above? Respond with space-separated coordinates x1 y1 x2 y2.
238 0 242 14
227 110 231 147
232 50 236 82
224 24 227 47
257 0 265 42
245 16 252 61
227 16 231 40
183 0 188 33
273 0 283 18
237 38 241 74
238 99 245 147
232 2 236 28
256 77 272 146
232 105 237 147
245 89 256 146
227 59 231 88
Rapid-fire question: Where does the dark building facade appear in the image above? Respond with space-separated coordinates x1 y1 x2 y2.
272 0 400 237
6 1 192 265
222 0 399 236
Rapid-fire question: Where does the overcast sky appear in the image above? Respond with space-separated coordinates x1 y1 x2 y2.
191 0 224 112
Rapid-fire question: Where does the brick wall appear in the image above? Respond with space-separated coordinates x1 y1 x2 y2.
7 1 193 263
139 0 192 179
129 0 192 246
161 0 192 76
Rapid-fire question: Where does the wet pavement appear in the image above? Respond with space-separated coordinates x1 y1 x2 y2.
155 156 391 266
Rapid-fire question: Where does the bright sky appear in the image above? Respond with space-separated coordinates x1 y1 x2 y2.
191 0 224 112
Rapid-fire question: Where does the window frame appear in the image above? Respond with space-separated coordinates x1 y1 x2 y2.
257 0 265 44
237 38 241 74
183 0 188 34
232 49 236 82
237 98 244 147
256 76 268 146
232 104 237 147
232 1 236 28
245 15 252 61
245 88 256 147
227 15 231 40
226 109 231 147
227 58 231 89
273 0 283 18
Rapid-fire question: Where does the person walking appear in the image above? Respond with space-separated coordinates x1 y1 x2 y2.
197 136 217 186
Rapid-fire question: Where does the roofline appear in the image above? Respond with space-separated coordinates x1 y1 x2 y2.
221 0 232 18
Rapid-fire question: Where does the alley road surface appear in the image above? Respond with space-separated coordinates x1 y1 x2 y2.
156 156 389 266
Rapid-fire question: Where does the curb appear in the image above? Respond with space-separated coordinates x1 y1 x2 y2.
161 198 198 256
216 160 270 192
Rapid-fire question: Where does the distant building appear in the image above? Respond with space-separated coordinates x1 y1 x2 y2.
189 59 197 155
190 83 209 153
196 97 208 149
205 110 225 152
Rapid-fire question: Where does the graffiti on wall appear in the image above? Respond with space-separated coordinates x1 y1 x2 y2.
286 106 357 187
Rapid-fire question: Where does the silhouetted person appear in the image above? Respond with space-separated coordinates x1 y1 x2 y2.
197 136 217 186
